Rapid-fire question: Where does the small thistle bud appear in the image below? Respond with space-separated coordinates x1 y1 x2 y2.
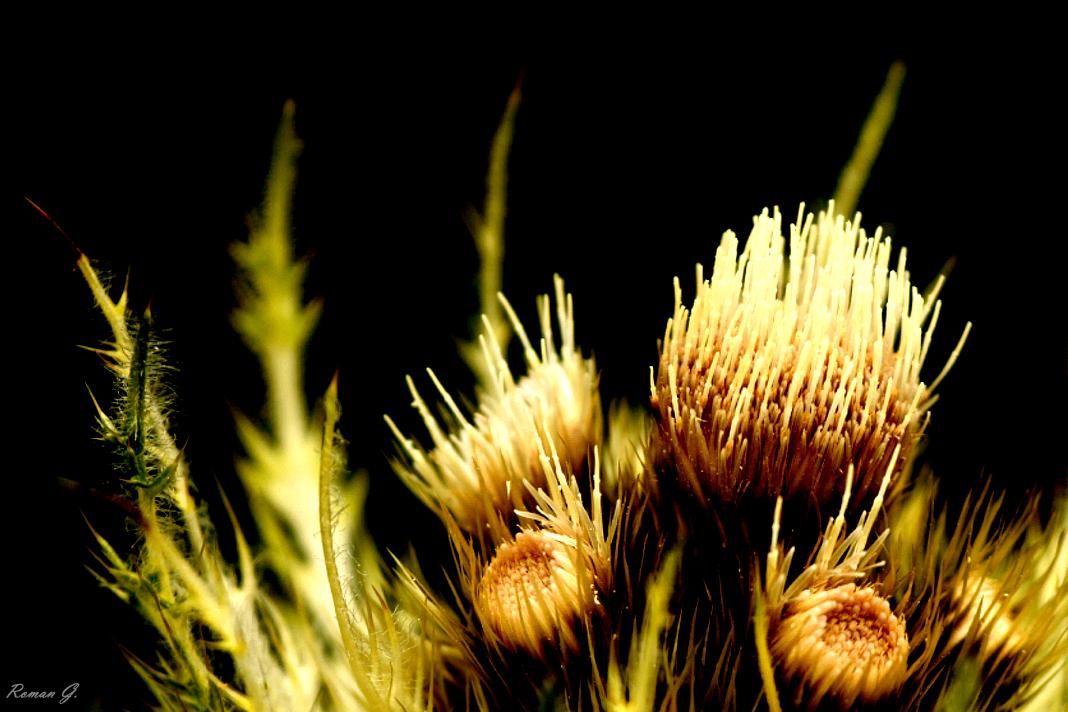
772 583 909 708
474 530 593 655
387 277 601 538
886 484 1068 710
653 205 968 507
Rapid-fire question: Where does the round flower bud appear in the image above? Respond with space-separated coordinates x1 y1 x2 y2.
474 531 592 655
771 583 909 708
388 278 601 538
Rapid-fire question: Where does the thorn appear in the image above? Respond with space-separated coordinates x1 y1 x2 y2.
66 480 145 523
24 196 83 256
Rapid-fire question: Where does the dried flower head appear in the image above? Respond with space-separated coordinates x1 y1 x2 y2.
652 204 969 507
772 583 909 707
475 530 592 654
387 276 601 539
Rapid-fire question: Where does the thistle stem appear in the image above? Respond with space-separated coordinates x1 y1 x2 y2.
834 61 906 218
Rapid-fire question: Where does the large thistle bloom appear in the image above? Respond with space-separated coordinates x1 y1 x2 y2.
652 204 969 508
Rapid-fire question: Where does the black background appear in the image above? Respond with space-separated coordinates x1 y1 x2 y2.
5 36 1065 709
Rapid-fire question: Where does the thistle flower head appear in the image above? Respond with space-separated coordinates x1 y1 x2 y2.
653 204 968 507
759 460 908 709
772 583 909 707
885 481 1068 709
474 530 591 655
387 276 601 539
466 442 616 659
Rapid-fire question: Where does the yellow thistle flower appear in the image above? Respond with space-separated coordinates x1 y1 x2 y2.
758 457 905 710
465 443 616 658
386 276 602 541
771 583 909 707
652 204 969 508
602 401 654 500
884 478 1068 710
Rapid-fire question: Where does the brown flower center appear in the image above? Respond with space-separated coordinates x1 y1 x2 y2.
820 591 904 667
772 584 909 706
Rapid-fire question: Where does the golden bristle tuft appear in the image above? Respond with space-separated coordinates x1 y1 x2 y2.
772 583 909 708
652 204 969 507
386 275 602 540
